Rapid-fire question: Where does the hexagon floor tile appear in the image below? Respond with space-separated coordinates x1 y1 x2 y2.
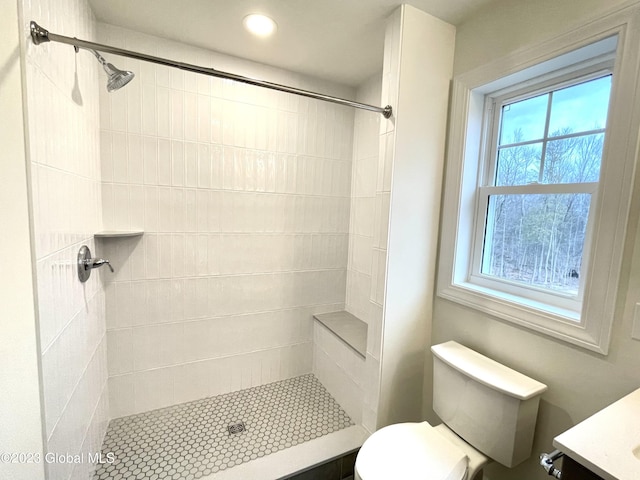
93 374 353 479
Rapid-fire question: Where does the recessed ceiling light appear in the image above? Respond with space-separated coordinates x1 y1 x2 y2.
243 14 277 37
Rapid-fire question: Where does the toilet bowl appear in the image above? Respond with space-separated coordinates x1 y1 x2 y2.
354 421 489 480
354 341 548 480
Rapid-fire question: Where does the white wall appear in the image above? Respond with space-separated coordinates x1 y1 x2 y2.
0 1 46 479
453 0 634 75
21 1 109 479
98 23 355 417
430 1 640 479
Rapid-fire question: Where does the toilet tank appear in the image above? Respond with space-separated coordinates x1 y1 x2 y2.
431 341 547 468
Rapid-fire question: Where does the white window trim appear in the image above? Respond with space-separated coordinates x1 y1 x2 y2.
437 4 640 355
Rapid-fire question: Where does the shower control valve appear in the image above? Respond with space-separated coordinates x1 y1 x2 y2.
77 245 114 283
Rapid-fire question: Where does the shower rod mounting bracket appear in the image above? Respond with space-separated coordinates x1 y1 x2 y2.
29 21 393 118
30 21 49 45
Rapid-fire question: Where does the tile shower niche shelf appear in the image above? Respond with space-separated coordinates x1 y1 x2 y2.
313 311 368 358
94 230 144 238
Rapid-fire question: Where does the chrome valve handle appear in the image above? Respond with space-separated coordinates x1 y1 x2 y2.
77 245 114 282
88 258 114 272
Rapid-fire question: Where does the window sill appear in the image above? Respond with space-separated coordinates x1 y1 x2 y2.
464 277 581 322
437 281 607 354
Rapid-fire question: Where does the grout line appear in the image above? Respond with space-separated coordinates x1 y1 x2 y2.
100 181 354 198
107 340 313 378
346 266 374 277
69 374 109 480
47 332 107 442
313 331 366 385
104 267 348 283
31 161 103 183
36 236 99 264
105 301 344 331
40 287 104 355
100 128 354 163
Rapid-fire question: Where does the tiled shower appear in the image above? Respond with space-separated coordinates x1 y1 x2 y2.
17 0 451 478
23 0 378 477
98 22 357 419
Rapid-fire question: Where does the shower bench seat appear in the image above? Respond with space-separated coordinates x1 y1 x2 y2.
313 311 367 358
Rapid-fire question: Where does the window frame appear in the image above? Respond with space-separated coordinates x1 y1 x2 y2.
437 5 640 355
469 66 612 316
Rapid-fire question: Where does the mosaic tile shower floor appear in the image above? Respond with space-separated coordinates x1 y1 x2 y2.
93 374 353 480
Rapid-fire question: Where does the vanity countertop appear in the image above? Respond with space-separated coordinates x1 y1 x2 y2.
553 387 640 480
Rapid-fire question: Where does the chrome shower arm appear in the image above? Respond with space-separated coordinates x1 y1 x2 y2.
31 22 134 92
29 21 393 118
88 48 108 67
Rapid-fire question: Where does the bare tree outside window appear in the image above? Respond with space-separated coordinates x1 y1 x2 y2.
480 75 611 295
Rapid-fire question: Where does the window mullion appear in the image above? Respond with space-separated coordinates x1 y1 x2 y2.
498 127 606 149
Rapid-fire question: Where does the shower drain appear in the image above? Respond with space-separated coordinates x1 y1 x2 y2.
228 421 246 435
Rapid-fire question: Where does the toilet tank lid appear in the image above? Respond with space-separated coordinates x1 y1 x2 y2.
431 341 548 400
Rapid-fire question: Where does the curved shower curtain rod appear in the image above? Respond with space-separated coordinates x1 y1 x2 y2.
30 21 393 118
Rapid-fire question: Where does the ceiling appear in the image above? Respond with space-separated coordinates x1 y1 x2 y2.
88 0 494 87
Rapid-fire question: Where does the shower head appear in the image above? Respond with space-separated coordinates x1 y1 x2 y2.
105 66 135 92
89 49 135 92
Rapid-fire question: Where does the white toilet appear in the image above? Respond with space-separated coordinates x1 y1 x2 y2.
355 341 548 480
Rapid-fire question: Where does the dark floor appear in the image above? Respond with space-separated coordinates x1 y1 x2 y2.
282 450 358 480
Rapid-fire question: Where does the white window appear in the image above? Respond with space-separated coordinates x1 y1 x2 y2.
473 69 612 315
438 6 640 354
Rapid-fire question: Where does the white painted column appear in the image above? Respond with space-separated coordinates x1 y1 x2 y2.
0 0 47 478
376 5 455 427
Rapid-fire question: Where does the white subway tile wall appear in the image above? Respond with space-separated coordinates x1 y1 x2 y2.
346 75 383 323
21 0 108 479
360 9 401 432
312 74 383 430
313 323 365 424
97 23 356 417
